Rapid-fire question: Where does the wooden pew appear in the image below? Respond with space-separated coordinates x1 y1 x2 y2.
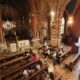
0 55 30 70
60 51 71 62
20 65 48 80
65 54 80 71
0 51 28 63
29 65 48 80
0 59 40 79
20 65 62 80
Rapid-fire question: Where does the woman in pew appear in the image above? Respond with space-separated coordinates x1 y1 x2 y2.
30 54 38 61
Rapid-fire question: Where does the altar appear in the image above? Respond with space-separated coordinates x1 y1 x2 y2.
10 40 30 52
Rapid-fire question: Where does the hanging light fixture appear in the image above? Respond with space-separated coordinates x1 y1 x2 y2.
67 16 73 26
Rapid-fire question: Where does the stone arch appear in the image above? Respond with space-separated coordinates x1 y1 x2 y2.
74 5 80 16
60 0 71 18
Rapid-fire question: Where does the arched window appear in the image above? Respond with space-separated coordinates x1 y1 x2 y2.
61 17 65 34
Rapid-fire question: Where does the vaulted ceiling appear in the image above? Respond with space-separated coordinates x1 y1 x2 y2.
1 0 80 39
0 0 73 19
65 0 80 15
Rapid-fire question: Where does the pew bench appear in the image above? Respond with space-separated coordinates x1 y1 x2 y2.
0 59 40 79
0 52 28 63
20 65 48 80
60 51 71 62
0 55 30 70
65 54 80 71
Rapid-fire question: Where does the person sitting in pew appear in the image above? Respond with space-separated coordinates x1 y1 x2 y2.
23 69 29 78
28 68 35 76
44 58 48 65
30 54 38 61
58 49 62 56
52 51 57 65
23 51 29 57
48 44 54 52
52 51 61 64
29 48 34 55
43 46 51 57
56 53 61 64
36 63 41 70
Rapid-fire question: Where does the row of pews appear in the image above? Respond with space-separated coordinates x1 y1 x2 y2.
0 51 41 79
0 50 62 80
21 65 48 80
39 45 80 72
39 45 72 64
60 51 71 63
65 54 80 71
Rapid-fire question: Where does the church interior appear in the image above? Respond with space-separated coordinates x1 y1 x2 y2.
0 0 80 80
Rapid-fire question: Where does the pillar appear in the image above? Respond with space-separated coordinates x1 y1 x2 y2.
0 15 4 43
30 13 36 39
50 1 62 47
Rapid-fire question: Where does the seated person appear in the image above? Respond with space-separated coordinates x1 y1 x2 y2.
58 49 63 56
23 69 29 78
28 68 35 76
23 51 29 57
52 51 57 64
30 54 38 61
29 48 34 54
36 64 41 70
44 59 48 65
44 46 50 56
48 44 53 52
56 53 60 64
38 46 46 53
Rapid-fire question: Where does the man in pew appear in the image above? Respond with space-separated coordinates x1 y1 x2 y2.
42 46 50 57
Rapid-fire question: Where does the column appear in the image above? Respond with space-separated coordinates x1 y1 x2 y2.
0 15 4 43
30 13 36 39
50 10 58 46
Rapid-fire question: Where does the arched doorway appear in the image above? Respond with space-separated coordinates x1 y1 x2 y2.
61 0 77 45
